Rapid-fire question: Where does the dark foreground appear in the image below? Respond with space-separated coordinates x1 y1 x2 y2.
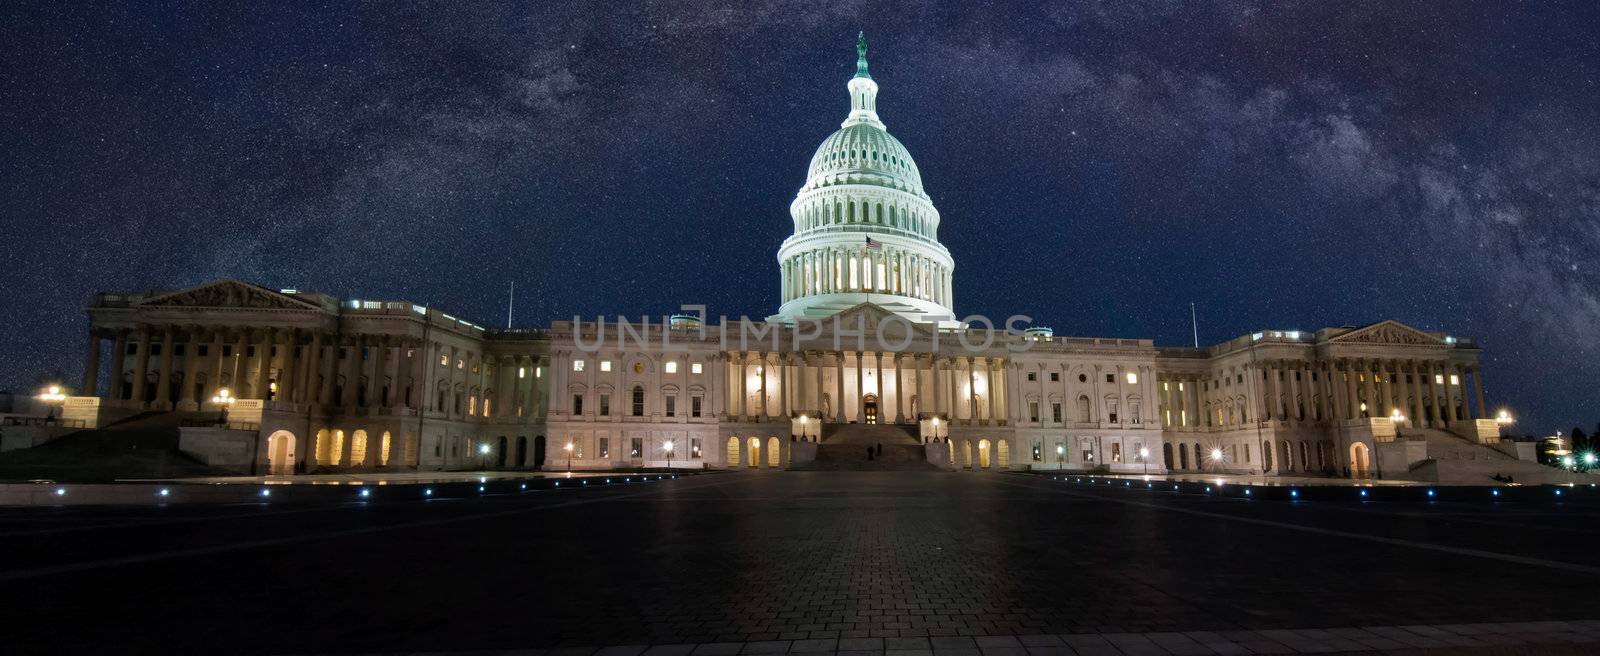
4 472 1599 655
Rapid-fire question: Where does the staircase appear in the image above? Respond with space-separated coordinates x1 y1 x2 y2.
1401 427 1593 485
790 423 938 471
0 410 226 482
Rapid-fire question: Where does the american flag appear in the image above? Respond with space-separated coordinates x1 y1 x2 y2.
865 236 882 250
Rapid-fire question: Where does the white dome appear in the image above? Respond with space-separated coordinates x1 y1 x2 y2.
771 34 957 326
804 123 927 198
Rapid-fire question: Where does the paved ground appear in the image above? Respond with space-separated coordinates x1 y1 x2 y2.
4 471 1600 655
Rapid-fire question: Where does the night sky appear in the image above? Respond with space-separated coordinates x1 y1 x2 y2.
1 2 1596 435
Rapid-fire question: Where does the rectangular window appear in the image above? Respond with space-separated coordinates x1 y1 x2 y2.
1131 403 1142 424
1050 372 1060 382
1108 402 1119 424
573 359 585 372
630 438 643 458
665 361 678 374
198 345 209 357
1245 444 1251 463
1029 401 1039 423
1112 443 1122 463
665 395 677 417
245 346 255 357
691 438 703 459
1449 374 1459 386
518 367 526 379
691 363 703 374
600 360 612 372
1032 440 1042 462
1105 373 1114 383
1435 374 1444 384
599 394 610 416
572 394 583 415
691 395 703 417
596 438 607 459
1027 372 1036 382
1126 372 1138 384
1051 403 1062 423
1081 442 1095 464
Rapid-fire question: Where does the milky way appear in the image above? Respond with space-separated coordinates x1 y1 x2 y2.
1 2 1596 435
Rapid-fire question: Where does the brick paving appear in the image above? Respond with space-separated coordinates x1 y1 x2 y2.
4 471 1600 654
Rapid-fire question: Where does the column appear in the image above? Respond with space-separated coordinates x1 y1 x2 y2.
369 337 389 407
1472 365 1487 420
811 352 823 417
298 332 321 404
838 350 851 422
131 324 152 403
893 353 905 423
931 356 943 417
874 350 884 417
1267 362 1281 421
1375 360 1391 417
278 329 298 404
109 330 128 399
778 354 790 419
82 331 101 397
854 351 865 422
181 326 203 406
965 356 978 422
758 352 769 420
737 352 749 420
1342 360 1358 420
255 328 275 401
986 358 998 423
798 352 811 417
152 327 174 407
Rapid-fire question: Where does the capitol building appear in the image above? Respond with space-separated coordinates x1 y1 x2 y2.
40 37 1527 482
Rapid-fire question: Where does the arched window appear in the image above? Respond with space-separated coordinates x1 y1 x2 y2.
631 385 645 416
1076 395 1091 422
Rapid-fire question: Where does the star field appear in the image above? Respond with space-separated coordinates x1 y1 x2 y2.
0 2 1596 435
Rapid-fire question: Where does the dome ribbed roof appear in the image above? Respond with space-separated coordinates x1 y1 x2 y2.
803 123 926 197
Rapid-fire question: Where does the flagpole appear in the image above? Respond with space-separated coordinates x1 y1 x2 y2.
507 281 514 329
1190 302 1199 348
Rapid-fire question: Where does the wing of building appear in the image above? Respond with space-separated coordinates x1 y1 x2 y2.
58 36 1519 481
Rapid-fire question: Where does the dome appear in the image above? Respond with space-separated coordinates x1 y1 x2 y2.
804 123 927 197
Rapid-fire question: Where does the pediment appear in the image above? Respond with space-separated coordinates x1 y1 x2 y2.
1329 320 1441 346
137 280 323 311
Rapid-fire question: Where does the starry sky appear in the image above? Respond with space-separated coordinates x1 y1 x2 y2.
1 2 1596 435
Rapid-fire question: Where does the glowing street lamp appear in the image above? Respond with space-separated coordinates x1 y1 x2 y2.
1390 408 1406 426
37 384 67 403
1210 448 1223 470
1496 409 1515 426
664 440 675 470
1139 447 1150 475
1585 453 1597 468
564 441 574 472
478 442 491 470
210 387 235 406
1055 443 1065 470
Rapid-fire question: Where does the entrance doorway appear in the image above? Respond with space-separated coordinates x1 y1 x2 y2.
863 394 879 424
1350 442 1371 478
266 430 296 475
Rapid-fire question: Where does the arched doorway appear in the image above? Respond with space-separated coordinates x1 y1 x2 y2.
1280 441 1293 472
1350 443 1371 478
863 393 879 424
378 431 392 467
349 430 368 467
747 437 761 468
977 439 991 469
515 436 528 468
1179 445 1189 470
725 436 740 467
996 440 1010 468
497 435 508 468
1262 441 1274 472
767 437 781 467
266 430 296 475
1163 443 1174 470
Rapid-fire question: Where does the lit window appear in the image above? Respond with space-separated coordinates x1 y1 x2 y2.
665 361 678 374
518 367 526 379
439 354 448 365
691 363 703 374
456 359 464 369
601 360 612 372
1126 372 1138 385
573 359 585 372
1435 374 1444 385
1449 374 1459 386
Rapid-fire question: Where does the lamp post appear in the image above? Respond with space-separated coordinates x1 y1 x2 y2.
664 440 675 470
478 442 491 470
1210 448 1223 472
1056 444 1064 470
1139 447 1149 476
564 441 574 472
210 387 235 425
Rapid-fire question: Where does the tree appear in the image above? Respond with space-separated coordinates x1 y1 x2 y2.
1573 427 1590 456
